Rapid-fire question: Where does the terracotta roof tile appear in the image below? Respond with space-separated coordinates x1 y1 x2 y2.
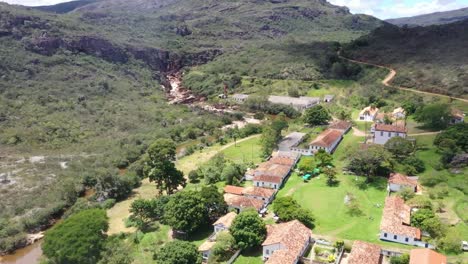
263 220 311 264
253 175 283 184
374 123 407 133
359 106 379 116
224 185 245 195
347 241 381 264
410 249 447 264
380 196 421 239
269 156 295 166
243 187 276 198
213 212 237 228
451 108 464 119
389 173 417 187
328 120 352 132
223 194 264 211
309 129 342 148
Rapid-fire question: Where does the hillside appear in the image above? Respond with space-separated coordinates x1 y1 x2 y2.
386 7 468 27
343 20 468 98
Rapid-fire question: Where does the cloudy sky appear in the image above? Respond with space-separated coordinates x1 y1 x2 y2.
1 0 468 19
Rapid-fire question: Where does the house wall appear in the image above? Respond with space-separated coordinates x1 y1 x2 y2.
309 136 342 154
359 114 375 122
380 231 418 245
388 183 416 192
253 180 280 189
374 131 406 145
201 249 211 260
262 243 284 260
214 224 227 233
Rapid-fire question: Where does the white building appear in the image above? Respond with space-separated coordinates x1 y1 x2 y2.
262 220 312 263
392 107 406 119
231 93 249 103
373 124 407 145
268 95 320 111
380 196 432 248
358 106 379 121
308 129 343 154
199 212 237 260
388 173 418 193
450 108 465 124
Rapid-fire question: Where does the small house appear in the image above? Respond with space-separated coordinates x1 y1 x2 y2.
347 241 382 264
450 108 464 124
388 173 418 193
393 107 406 119
323 95 334 103
309 129 343 154
372 124 407 145
243 187 276 204
328 120 352 134
224 185 245 196
262 220 312 263
268 96 320 111
253 175 283 190
358 106 379 121
278 132 307 152
198 240 216 261
224 193 264 213
213 212 237 233
232 94 249 103
409 249 447 264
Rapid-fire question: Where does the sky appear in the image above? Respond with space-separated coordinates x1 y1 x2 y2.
1 0 468 19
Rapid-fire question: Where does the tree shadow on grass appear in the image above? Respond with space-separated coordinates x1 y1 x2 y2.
241 246 263 258
186 224 213 243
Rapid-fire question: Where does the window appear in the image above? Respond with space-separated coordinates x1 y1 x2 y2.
394 235 397 239
405 238 409 242
266 249 269 255
256 182 259 187
380 131 384 136
388 132 391 137
396 133 399 137
274 185 277 189
384 233 387 238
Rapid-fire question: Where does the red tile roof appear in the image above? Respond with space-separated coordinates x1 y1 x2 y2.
213 212 237 228
347 241 381 264
374 123 407 133
451 108 464 119
389 173 417 187
380 196 421 239
410 249 447 264
243 187 276 199
329 120 352 132
309 129 342 148
253 175 283 184
263 220 311 264
224 185 245 195
269 156 295 166
223 194 264 211
254 163 291 178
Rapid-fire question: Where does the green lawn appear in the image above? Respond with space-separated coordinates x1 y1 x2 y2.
234 248 263 264
221 136 263 164
132 224 171 264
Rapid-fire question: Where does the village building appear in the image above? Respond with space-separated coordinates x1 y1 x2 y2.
328 120 352 134
309 129 343 154
243 186 276 203
268 95 320 111
380 196 431 248
450 108 465 124
358 106 379 121
278 132 307 152
409 249 447 264
262 220 312 264
224 185 244 196
199 212 237 260
372 123 407 145
393 107 406 119
231 93 249 103
347 241 382 264
253 174 284 189
388 173 418 193
323 94 334 103
223 193 264 213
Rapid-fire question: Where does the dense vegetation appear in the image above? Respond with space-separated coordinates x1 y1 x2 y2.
343 20 468 97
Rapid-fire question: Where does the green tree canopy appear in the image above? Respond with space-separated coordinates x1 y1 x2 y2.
154 240 202 264
229 209 267 250
42 209 109 264
414 103 451 130
390 253 409 264
384 137 415 160
347 145 394 182
144 138 186 194
200 185 228 222
129 196 169 229
434 123 467 152
209 231 237 263
315 149 333 167
303 105 331 126
164 190 207 234
272 196 315 228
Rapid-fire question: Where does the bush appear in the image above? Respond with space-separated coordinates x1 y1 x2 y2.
390 254 409 264
188 170 200 183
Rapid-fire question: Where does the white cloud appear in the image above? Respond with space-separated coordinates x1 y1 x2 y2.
328 0 468 19
0 0 71 6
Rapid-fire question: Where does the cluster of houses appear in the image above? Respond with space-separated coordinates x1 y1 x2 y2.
280 120 352 156
231 94 334 111
345 240 446 264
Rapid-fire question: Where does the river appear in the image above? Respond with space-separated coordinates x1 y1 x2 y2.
0 241 42 264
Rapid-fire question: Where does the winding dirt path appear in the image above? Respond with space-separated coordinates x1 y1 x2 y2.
339 54 468 103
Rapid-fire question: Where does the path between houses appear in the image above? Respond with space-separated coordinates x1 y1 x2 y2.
338 53 468 104
408 131 441 136
352 127 366 137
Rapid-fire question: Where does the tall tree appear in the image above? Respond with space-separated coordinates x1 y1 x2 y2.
384 137 415 160
200 185 228 222
230 209 267 250
154 240 202 264
42 209 108 264
260 126 278 158
414 103 451 130
272 196 315 228
144 138 185 194
347 145 394 182
303 105 331 126
164 191 207 234
315 149 333 167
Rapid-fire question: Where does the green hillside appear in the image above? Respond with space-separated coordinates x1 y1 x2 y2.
386 7 468 27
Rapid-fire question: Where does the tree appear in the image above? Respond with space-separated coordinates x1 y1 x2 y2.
315 149 333 167
209 231 237 263
272 197 315 228
222 163 244 185
164 191 207 234
384 137 414 160
421 217 444 238
230 209 267 250
129 196 169 229
188 170 200 183
287 87 300 97
98 236 133 264
438 228 463 254
303 105 331 126
434 123 467 152
200 185 228 222
154 240 202 264
297 156 315 173
414 103 451 130
42 209 108 264
144 138 186 194
260 126 279 158
323 166 338 186
347 145 394 182
390 253 410 264
397 187 415 201
411 208 435 227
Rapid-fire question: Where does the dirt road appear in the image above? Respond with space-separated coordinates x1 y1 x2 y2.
339 54 468 103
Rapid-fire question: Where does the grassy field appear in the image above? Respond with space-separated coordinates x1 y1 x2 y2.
234 248 263 264
221 136 263 164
